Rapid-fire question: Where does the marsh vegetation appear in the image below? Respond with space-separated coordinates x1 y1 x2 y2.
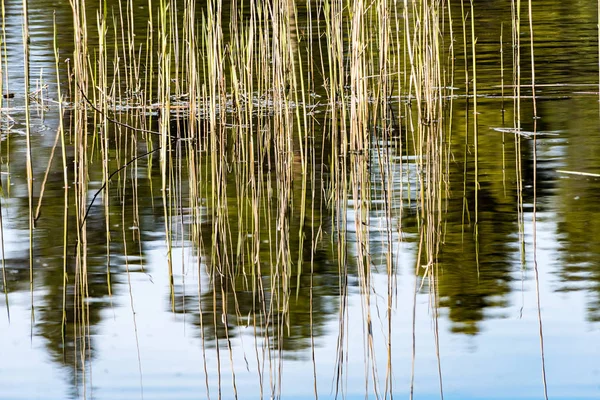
1 0 600 399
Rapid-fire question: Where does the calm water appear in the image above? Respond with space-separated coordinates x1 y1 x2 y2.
1 1 600 399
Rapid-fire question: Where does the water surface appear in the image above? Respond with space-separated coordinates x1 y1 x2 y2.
1 1 600 399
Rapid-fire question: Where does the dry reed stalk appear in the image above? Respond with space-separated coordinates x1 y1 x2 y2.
526 4 547 394
119 138 145 398
51 11 71 356
468 0 479 272
157 0 175 312
323 1 350 392
511 0 525 264
0 0 7 315
21 0 35 334
68 0 93 393
204 0 229 395
95 1 114 297
398 1 454 398
528 0 537 118
370 1 401 394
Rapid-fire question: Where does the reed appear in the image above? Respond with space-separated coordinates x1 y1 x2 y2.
0 0 561 398
512 0 526 264
96 0 113 297
51 11 70 352
20 0 36 338
526 3 547 398
0 0 6 313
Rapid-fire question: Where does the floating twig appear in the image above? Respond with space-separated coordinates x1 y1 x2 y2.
556 170 600 177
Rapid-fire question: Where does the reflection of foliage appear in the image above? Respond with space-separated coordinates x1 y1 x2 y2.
546 97 600 323
0 109 162 393
157 116 345 354
31 182 137 391
436 212 514 336
555 175 600 323
172 211 340 355
422 102 523 336
36 256 111 389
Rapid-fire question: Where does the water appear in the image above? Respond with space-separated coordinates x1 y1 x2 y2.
1 1 600 399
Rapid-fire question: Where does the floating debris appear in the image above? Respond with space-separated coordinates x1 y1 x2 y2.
491 127 562 138
556 170 600 177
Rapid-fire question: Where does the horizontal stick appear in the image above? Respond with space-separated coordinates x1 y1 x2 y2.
556 170 600 177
